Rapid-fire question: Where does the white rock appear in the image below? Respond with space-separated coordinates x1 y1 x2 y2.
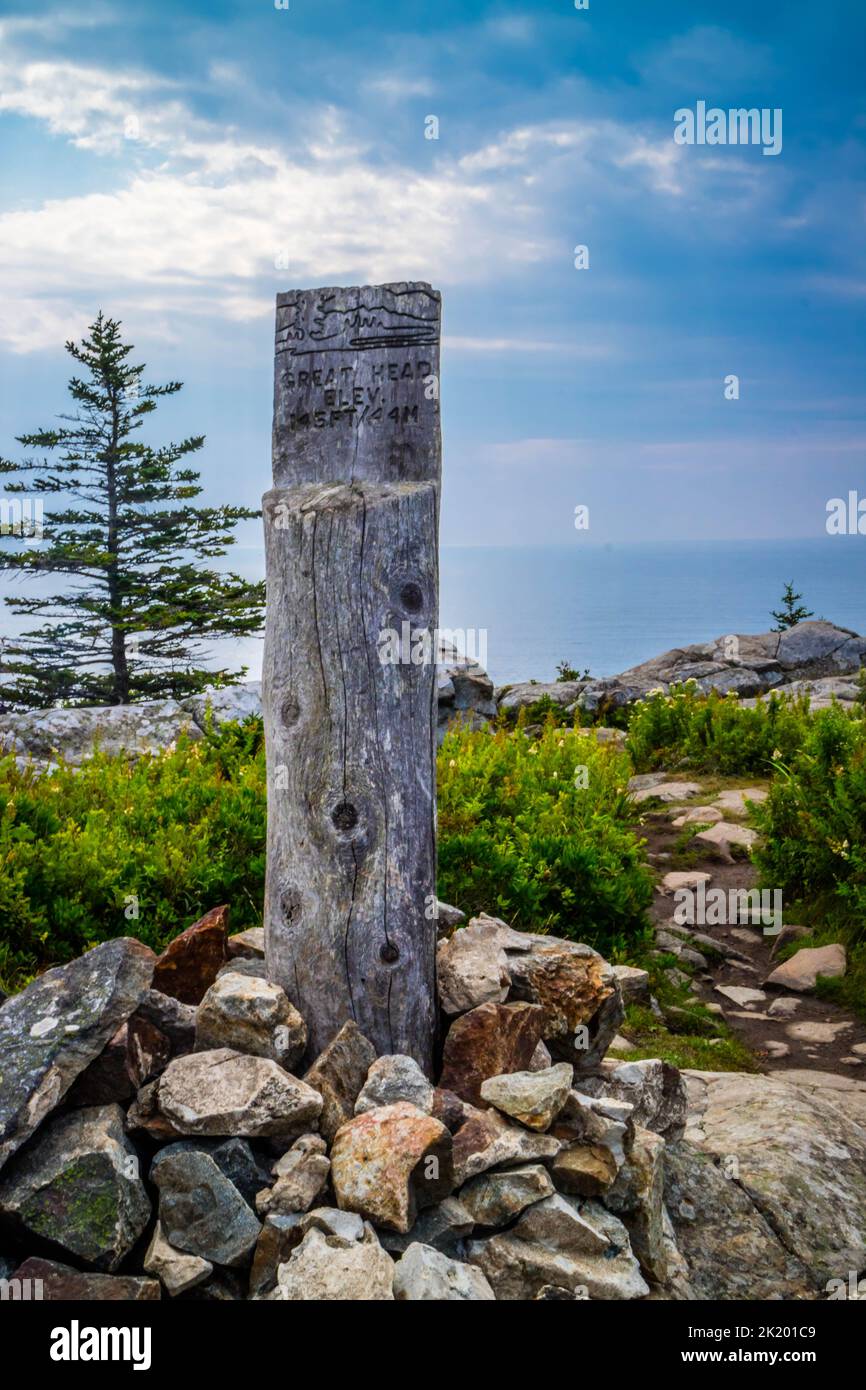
393 1242 496 1301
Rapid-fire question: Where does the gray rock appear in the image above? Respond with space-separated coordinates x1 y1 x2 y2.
435 901 466 932
577 1059 687 1141
479 1064 573 1132
664 1141 812 1299
437 920 511 1015
764 943 846 992
303 1021 376 1143
612 965 650 1002
256 1134 330 1215
452 1103 561 1185
394 1242 496 1300
467 1195 648 1300
273 1224 394 1301
0 937 155 1172
682 1068 866 1290
497 680 586 713
0 1104 150 1272
249 1205 368 1296
195 973 307 1067
215 958 268 981
379 1195 475 1256
354 1054 435 1116
459 1164 554 1228
152 1048 322 1138
150 1143 261 1267
185 1137 272 1209
133 989 197 1055
144 1221 212 1296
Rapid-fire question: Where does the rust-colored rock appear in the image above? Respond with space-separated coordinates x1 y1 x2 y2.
11 1257 160 1301
506 936 622 1067
331 1101 454 1233
152 905 229 1005
438 1002 545 1107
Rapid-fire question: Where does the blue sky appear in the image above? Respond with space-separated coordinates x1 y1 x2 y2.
0 0 863 553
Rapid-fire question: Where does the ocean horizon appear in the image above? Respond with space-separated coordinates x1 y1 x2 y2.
439 538 866 687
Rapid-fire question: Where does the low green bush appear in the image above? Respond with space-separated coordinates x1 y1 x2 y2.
626 682 818 775
753 704 866 945
437 714 653 955
0 711 653 993
0 716 267 991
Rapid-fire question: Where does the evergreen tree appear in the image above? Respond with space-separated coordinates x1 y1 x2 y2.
771 581 814 632
0 314 264 709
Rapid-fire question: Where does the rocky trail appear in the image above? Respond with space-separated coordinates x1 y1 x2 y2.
629 774 866 1089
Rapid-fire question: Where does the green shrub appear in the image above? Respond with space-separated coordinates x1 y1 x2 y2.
437 714 653 955
753 705 866 944
0 710 654 993
626 682 817 775
0 717 267 991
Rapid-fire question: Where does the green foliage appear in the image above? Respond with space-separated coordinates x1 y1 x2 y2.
626 682 817 775
771 581 813 632
437 715 653 954
0 313 264 709
556 660 590 682
0 711 654 992
752 705 866 945
0 717 267 992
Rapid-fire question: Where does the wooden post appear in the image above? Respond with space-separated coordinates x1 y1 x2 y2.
263 283 441 1073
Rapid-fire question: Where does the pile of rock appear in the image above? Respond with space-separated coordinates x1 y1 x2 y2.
2 907 864 1300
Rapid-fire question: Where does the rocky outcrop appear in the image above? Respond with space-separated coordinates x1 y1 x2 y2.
0 644 496 768
494 621 866 718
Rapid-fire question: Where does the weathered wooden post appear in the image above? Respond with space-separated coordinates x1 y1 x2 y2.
262 283 441 1073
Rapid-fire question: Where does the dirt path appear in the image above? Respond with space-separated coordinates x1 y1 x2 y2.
634 781 866 1079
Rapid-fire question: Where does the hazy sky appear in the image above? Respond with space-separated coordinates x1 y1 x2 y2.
0 0 863 550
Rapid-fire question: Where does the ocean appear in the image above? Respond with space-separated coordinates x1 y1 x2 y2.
439 539 866 687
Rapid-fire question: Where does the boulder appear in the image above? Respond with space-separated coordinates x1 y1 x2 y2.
393 1242 496 1300
452 1104 560 1185
150 1143 261 1267
249 1207 366 1297
151 905 229 1005
664 1142 812 1299
0 1104 150 1272
713 788 768 817
0 936 155 1172
273 1224 395 1301
354 1054 434 1116
188 1137 272 1209
479 1063 573 1132
681 1068 866 1290
693 822 758 856
439 1002 545 1107
764 944 847 993
150 1048 323 1138
436 919 511 1015
10 1257 160 1301
467 1195 648 1300
195 972 307 1067
671 806 724 827
303 1021 377 1143
549 1091 632 1196
330 1102 453 1233
714 984 766 1008
144 1221 212 1296
612 965 650 1003
458 1163 554 1228
604 1125 670 1287
660 870 712 894
497 680 585 713
505 936 623 1068
379 1195 475 1257
577 1059 687 1141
